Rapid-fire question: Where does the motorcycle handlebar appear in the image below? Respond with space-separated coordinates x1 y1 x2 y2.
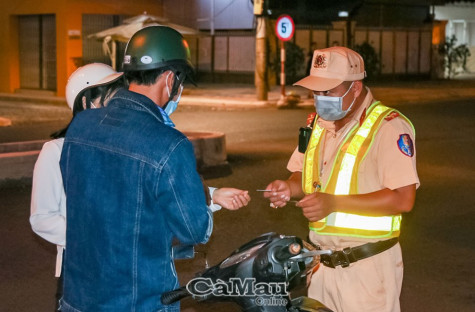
273 242 302 262
161 287 190 305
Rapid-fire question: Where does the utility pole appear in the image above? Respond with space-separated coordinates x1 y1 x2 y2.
254 0 268 101
210 0 215 82
255 16 268 101
196 0 216 81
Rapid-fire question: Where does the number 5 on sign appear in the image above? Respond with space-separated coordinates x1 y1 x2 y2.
281 23 287 33
275 15 295 42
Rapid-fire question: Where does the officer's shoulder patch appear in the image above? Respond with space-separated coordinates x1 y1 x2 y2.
385 111 400 121
397 134 414 157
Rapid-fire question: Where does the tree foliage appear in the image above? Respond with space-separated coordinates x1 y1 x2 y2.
354 42 380 80
438 35 471 79
269 41 305 84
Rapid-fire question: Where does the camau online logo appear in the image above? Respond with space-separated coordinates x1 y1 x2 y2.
186 277 289 297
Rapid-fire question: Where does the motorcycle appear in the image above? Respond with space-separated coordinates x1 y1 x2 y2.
162 232 333 312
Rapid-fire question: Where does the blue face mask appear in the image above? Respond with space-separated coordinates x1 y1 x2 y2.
164 72 183 116
314 82 355 121
158 106 176 127
164 90 182 116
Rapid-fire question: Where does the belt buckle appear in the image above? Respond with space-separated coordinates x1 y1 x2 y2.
321 247 355 268
339 247 354 268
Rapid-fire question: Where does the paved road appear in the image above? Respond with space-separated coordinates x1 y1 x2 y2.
1 98 474 311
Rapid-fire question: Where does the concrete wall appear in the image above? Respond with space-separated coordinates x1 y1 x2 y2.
0 0 163 96
162 0 255 31
192 33 256 74
434 4 475 21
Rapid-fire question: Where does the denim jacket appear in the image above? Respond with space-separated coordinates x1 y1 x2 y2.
59 89 213 312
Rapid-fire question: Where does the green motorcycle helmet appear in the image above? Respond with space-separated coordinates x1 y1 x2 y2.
122 25 194 80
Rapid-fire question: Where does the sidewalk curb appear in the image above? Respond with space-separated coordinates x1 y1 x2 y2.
0 93 315 109
180 96 273 108
180 96 314 108
0 93 66 106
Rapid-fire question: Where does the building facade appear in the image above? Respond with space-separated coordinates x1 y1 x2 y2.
2 0 467 97
435 1 475 72
0 0 163 96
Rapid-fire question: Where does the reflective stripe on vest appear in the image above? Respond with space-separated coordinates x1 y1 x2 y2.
303 119 325 194
303 102 413 238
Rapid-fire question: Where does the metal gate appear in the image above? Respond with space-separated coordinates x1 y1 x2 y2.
294 27 433 77
18 14 56 90
82 14 126 69
190 28 434 84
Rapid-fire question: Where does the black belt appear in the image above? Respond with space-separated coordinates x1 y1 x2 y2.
319 237 398 268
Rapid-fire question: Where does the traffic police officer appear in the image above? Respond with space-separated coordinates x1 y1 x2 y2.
264 46 419 312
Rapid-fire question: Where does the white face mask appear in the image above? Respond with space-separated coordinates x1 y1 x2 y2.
165 72 183 116
314 82 356 121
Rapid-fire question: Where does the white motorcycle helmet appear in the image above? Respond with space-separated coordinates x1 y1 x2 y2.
65 63 123 110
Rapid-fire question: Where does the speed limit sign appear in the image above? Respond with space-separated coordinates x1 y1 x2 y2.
275 15 295 41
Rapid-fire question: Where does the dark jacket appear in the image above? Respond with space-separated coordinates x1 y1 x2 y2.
60 89 212 311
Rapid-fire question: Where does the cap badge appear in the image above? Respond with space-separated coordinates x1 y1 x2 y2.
313 54 327 69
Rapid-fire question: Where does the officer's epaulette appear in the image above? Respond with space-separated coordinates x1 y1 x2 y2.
306 112 317 127
359 108 367 126
384 111 400 121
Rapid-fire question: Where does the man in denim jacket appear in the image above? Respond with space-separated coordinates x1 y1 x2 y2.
59 26 212 311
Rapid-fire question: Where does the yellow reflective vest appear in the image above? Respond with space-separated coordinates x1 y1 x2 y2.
302 102 414 239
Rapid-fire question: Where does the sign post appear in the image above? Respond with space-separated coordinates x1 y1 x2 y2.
275 15 295 106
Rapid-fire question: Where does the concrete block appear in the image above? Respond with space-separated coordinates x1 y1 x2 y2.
0 131 231 183
0 150 40 181
183 131 231 179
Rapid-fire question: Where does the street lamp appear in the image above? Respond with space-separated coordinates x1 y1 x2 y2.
338 11 349 18
338 10 352 47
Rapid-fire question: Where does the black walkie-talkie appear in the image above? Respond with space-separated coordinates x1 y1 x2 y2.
298 114 317 153
298 127 312 153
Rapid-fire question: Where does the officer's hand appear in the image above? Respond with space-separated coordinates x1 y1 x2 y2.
213 188 250 210
296 192 335 221
263 180 291 209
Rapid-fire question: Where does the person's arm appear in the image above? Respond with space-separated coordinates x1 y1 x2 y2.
263 172 303 208
30 140 66 246
159 138 212 245
297 184 416 221
209 187 250 211
295 116 419 221
263 145 306 207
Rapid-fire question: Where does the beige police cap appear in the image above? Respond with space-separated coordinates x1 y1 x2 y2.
294 46 366 91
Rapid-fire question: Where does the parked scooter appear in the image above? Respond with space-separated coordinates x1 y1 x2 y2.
162 232 333 312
